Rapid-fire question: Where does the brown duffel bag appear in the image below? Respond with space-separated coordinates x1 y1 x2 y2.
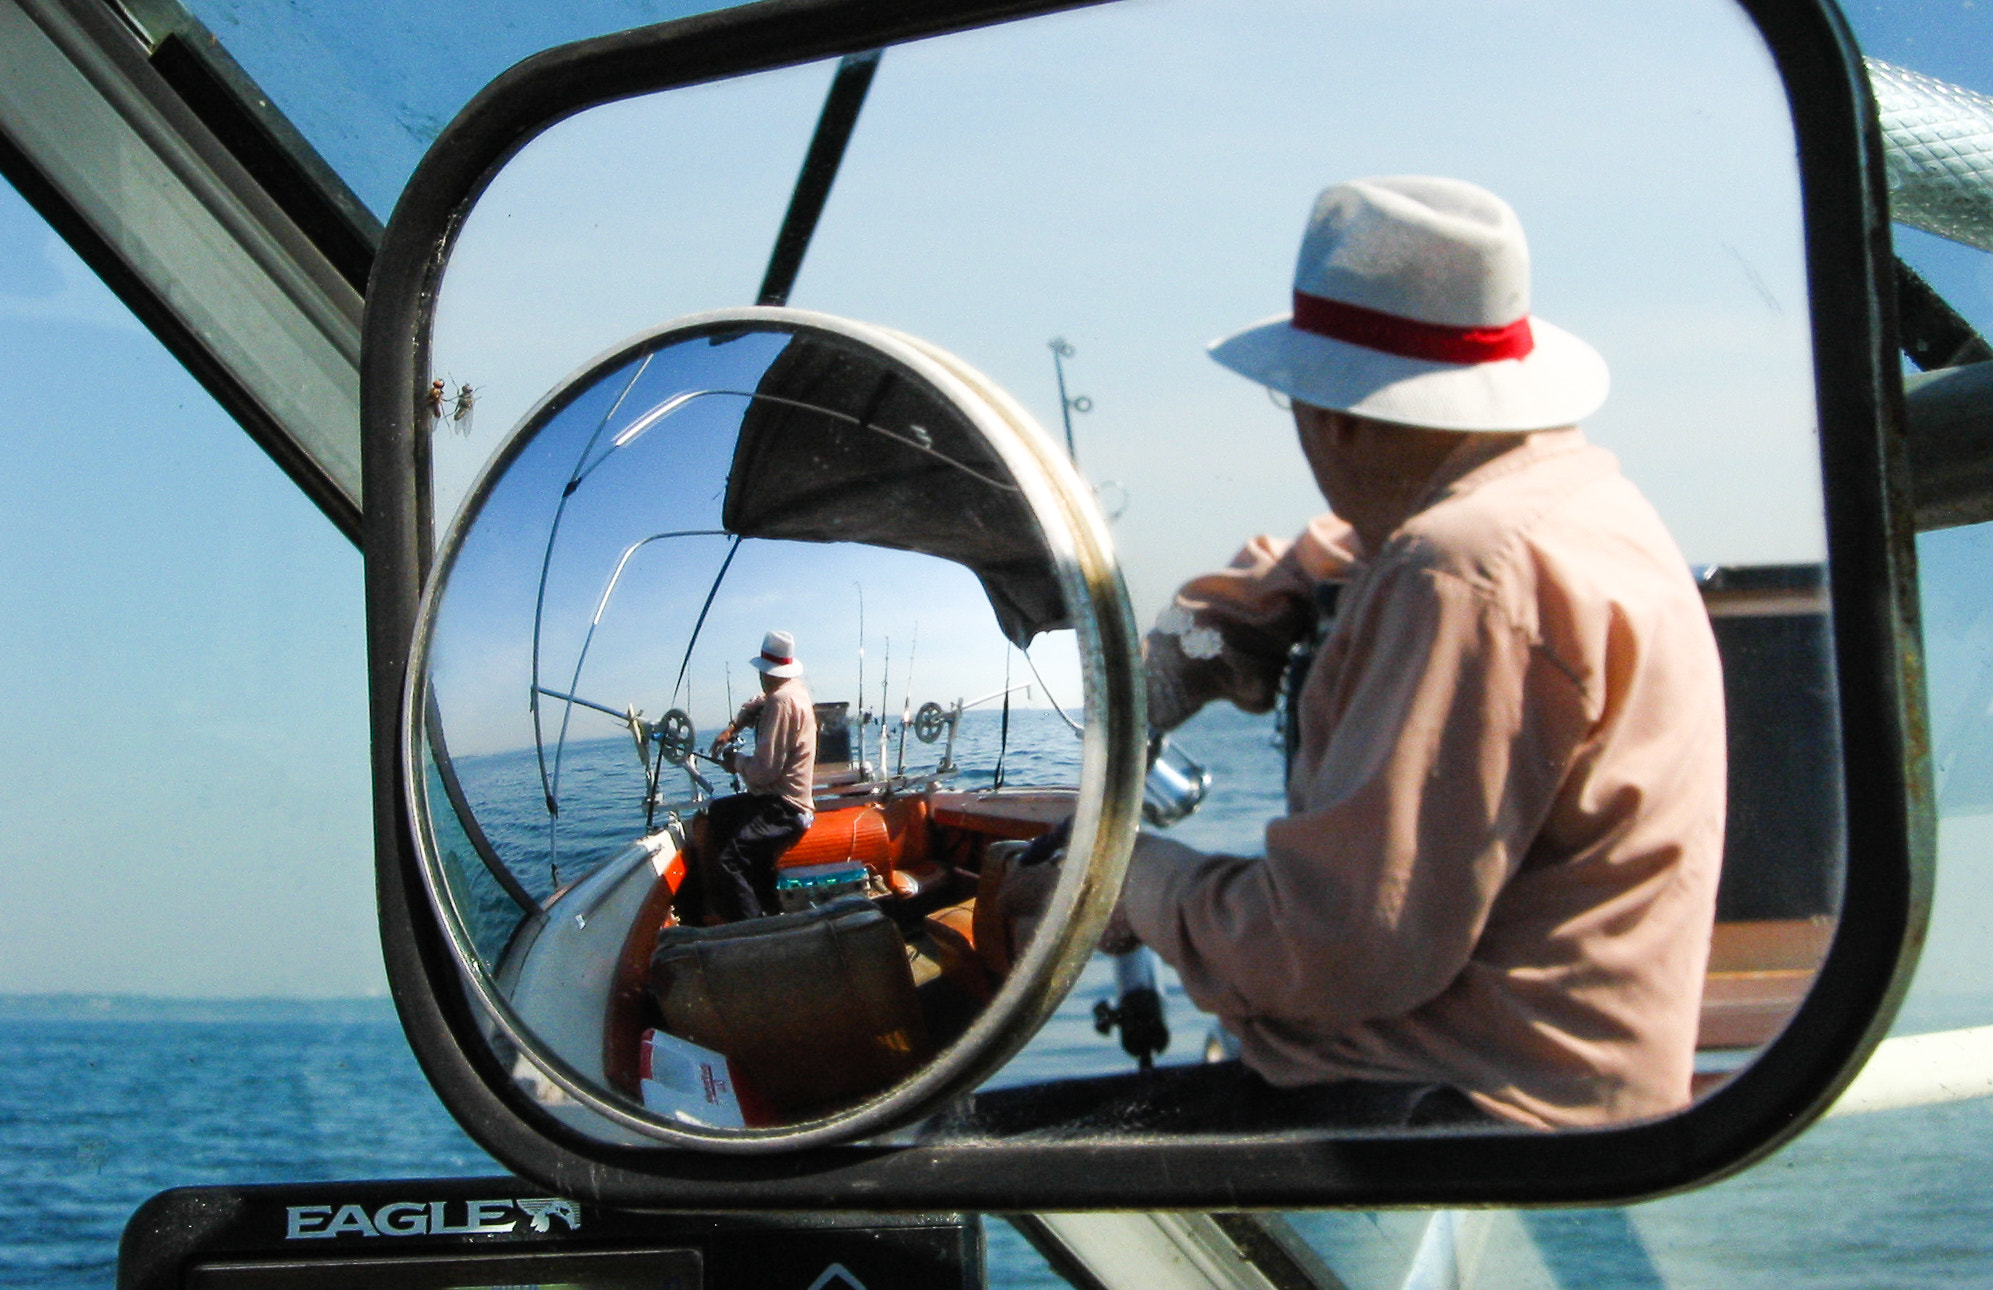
648 897 931 1119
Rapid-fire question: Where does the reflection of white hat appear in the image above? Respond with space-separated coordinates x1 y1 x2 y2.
750 629 804 678
1209 176 1608 432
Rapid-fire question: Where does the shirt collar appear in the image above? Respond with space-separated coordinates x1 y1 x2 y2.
1404 426 1590 521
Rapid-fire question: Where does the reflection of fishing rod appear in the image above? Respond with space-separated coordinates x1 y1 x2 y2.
1006 640 1211 825
878 636 891 777
896 622 917 778
993 646 1011 789
854 582 867 773
531 351 655 821
722 661 739 794
668 536 743 708
1019 642 1083 739
546 528 729 821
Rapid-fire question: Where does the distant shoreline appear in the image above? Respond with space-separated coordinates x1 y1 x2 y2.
0 993 399 1022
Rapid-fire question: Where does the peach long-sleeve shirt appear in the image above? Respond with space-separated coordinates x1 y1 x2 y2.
733 678 817 816
1124 429 1725 1129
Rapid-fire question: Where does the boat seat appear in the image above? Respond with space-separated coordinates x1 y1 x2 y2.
922 898 996 1000
779 795 930 876
1690 917 1834 1100
648 897 931 1119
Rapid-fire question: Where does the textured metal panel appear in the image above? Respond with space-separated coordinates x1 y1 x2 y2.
1871 57 1993 253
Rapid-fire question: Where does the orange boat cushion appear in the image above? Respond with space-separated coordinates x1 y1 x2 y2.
780 796 929 874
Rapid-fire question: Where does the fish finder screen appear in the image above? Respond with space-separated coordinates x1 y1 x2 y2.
185 1248 701 1289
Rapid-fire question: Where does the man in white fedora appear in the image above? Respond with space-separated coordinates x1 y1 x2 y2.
970 177 1725 1135
685 630 817 922
1120 175 1728 1130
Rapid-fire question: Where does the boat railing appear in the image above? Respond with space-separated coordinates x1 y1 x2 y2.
424 685 548 942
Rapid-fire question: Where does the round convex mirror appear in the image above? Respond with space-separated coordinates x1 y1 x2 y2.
404 307 1141 1151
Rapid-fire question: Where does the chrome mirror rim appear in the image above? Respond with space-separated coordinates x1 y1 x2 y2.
399 305 1144 1153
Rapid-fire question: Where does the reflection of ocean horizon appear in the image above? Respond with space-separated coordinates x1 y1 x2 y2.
452 703 1286 876
447 706 1144 911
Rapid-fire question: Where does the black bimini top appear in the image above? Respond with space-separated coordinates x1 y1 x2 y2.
722 329 1069 646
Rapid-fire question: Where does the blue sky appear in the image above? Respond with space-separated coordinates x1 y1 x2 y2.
0 0 1988 1001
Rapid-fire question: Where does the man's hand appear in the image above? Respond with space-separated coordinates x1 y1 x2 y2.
996 816 1144 958
709 723 743 771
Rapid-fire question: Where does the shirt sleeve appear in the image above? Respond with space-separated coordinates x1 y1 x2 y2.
1145 514 1363 732
1123 560 1593 1030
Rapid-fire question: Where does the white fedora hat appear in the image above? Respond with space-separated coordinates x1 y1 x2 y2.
1209 176 1608 433
749 629 804 678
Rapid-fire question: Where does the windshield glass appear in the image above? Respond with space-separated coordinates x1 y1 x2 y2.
10 0 1993 1284
178 0 724 216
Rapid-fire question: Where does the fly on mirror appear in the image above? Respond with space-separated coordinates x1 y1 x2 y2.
407 312 1129 1148
409 0 1852 1164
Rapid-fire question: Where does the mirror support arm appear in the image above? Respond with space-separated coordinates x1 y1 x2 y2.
757 48 882 306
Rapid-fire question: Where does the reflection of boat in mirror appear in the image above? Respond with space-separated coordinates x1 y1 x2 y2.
410 310 1138 1139
436 661 1083 1131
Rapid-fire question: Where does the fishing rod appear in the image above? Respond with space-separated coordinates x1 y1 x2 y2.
896 622 918 778
758 49 883 307
854 582 866 772
1047 336 1092 463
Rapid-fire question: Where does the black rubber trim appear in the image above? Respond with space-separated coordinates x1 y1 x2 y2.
1894 254 1993 371
148 31 378 294
361 0 1927 1210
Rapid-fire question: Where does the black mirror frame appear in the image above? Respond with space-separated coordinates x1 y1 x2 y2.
361 0 1931 1210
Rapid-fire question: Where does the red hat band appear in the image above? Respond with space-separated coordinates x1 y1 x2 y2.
1293 290 1535 365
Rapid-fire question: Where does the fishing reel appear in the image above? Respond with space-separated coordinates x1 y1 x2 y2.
912 700 949 743
655 708 697 763
1142 732 1211 827
1093 948 1170 1072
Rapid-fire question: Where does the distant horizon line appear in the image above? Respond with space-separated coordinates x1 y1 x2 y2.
445 702 1086 761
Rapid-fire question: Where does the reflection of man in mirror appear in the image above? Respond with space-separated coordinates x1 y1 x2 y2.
994 178 1725 1133
687 630 817 923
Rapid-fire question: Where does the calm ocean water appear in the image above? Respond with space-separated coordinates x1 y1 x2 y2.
8 705 1993 1287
